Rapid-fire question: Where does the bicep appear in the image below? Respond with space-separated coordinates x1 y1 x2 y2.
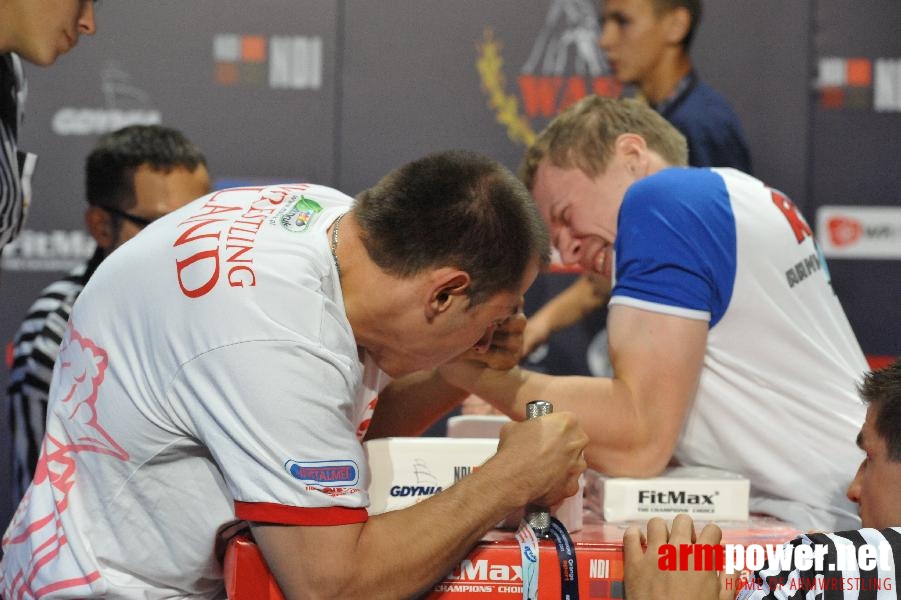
251 520 366 599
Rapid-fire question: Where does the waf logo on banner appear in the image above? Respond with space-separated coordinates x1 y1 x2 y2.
476 0 620 147
816 206 901 259
213 34 322 90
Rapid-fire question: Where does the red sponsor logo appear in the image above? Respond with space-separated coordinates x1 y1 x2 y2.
355 396 379 441
827 216 863 247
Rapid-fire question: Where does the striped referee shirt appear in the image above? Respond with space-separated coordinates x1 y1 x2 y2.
1 52 36 252
738 528 901 599
7 247 104 505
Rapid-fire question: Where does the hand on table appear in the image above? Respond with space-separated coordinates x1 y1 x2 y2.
624 514 735 600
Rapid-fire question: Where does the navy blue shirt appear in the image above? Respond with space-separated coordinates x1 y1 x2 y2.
656 73 752 173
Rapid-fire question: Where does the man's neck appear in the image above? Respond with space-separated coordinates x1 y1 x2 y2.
639 53 693 105
333 212 409 355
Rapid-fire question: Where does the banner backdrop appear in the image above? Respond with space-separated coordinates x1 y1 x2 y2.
811 0 901 356
1 0 897 530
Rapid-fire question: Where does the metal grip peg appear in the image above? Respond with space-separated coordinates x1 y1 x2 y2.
524 400 553 537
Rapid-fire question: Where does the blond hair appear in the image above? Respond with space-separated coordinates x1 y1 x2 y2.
520 96 688 190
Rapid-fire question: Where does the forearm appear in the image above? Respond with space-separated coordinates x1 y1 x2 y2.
440 363 672 476
364 369 468 439
354 459 527 597
257 461 521 599
529 275 606 337
256 417 587 600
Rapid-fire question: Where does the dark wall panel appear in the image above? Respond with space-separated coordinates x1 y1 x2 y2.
810 0 901 356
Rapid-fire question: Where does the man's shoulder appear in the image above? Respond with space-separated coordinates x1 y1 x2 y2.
629 167 724 202
684 79 740 113
669 79 745 133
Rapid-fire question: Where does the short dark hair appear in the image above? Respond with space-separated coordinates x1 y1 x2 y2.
85 124 207 210
652 0 702 50
859 359 901 461
354 150 550 305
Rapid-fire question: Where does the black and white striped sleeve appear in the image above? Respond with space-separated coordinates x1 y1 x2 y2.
737 527 900 600
8 273 84 504
1 53 35 250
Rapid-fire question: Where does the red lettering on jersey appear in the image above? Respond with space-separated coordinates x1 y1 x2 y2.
184 199 242 219
771 190 812 243
355 396 380 440
260 184 310 206
176 248 220 298
228 265 256 288
173 219 223 246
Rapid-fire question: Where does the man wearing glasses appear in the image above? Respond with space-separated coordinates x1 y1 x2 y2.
7 124 210 504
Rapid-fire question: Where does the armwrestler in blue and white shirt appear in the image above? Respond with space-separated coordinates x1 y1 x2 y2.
622 360 901 599
438 95 868 532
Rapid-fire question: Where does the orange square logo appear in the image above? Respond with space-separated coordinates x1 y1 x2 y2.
846 58 871 87
241 36 267 63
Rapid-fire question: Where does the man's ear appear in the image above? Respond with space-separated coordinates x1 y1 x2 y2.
84 205 115 249
663 6 691 46
615 133 650 174
427 269 471 319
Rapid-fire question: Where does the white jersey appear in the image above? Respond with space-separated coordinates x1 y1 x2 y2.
609 167 868 531
1 184 389 598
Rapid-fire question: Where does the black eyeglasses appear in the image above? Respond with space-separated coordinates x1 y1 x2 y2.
100 205 156 229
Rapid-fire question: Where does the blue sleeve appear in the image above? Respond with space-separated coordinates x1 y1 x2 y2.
612 168 737 328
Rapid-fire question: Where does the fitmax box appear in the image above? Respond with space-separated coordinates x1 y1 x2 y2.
586 466 750 522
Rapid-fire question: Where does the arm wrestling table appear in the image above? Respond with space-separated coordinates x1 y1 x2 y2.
223 514 798 599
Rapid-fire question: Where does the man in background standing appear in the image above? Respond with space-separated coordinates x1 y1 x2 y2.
599 0 751 171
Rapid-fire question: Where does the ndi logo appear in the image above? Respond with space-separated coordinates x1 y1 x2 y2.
213 34 323 90
817 56 901 112
285 459 358 486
